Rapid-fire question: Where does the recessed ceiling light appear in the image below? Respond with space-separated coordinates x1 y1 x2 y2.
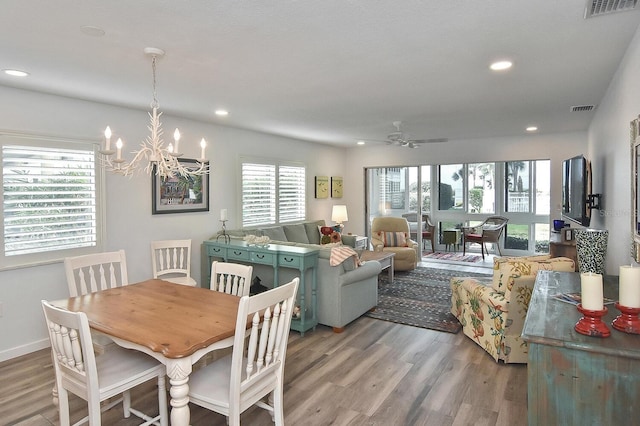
3 69 29 77
214 109 229 116
526 126 538 132
80 25 105 37
490 60 513 71
357 141 365 145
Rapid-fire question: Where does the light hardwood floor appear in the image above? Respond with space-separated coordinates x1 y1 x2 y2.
2 260 527 426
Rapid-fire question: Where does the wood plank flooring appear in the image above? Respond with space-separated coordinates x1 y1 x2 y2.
1 323 526 425
1 260 527 426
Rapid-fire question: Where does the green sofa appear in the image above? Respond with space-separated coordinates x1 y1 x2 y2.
211 220 382 332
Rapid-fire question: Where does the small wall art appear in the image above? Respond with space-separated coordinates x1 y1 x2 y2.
315 176 329 199
564 228 574 241
331 176 343 198
152 158 210 214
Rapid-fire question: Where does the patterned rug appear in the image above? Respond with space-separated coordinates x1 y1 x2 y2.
365 266 489 333
423 251 483 263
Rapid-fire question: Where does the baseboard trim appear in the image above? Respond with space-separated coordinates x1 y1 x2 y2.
0 339 49 363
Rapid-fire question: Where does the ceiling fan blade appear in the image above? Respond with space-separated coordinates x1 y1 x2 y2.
409 138 449 144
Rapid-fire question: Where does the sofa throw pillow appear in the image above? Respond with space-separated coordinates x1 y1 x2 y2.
379 231 408 247
305 220 324 245
261 226 287 241
321 231 342 245
319 226 337 244
283 224 309 244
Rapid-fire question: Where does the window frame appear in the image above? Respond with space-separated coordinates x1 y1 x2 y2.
239 156 306 228
0 132 105 270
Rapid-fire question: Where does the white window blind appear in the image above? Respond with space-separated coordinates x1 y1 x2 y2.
278 165 306 223
241 160 306 227
242 163 276 227
2 144 98 258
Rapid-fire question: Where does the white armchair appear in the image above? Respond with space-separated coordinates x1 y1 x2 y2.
371 216 419 271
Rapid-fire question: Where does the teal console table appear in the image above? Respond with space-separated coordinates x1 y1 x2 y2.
204 240 319 335
522 271 640 425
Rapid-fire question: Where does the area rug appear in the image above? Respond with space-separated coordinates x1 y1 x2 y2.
365 266 489 333
423 251 483 263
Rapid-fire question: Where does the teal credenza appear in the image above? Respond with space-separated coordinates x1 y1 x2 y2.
204 240 319 335
522 271 640 425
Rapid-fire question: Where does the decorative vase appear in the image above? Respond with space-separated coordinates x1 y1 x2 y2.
575 229 609 275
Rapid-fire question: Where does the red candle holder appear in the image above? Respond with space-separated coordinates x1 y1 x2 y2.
574 304 610 337
612 302 640 334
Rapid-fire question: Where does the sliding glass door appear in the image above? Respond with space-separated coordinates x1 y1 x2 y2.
365 166 430 251
365 159 550 257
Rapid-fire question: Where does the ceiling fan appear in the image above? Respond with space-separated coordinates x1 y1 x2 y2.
383 121 448 148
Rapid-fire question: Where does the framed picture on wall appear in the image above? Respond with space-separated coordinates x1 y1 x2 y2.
315 176 329 198
331 176 343 198
152 158 210 214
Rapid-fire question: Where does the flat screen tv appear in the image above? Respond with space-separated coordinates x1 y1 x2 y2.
562 154 591 227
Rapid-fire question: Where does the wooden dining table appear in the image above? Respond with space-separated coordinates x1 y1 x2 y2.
53 279 241 426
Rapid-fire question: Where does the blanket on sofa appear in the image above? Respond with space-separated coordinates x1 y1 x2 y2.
329 246 359 268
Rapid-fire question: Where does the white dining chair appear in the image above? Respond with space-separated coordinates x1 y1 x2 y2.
41 300 168 426
64 250 129 297
64 250 130 354
210 261 253 297
188 278 299 426
151 239 197 286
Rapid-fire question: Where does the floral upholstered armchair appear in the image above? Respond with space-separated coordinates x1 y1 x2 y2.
450 255 575 363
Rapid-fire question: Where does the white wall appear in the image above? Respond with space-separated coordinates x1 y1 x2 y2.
0 86 345 361
588 23 640 274
343 132 588 237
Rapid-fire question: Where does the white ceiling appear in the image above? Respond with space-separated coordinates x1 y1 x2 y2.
1 1 639 147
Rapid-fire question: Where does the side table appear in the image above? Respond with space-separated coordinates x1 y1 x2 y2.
360 251 395 283
443 229 461 252
549 241 578 271
353 235 369 250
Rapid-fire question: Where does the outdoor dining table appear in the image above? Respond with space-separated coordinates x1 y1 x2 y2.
53 279 241 426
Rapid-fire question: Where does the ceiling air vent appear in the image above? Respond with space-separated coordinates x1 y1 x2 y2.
571 105 596 112
584 0 638 18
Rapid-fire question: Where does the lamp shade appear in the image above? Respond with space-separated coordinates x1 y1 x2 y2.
332 205 348 223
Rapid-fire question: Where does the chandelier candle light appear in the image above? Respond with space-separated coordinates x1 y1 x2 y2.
100 47 209 178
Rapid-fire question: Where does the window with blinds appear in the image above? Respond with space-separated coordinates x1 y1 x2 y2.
1 138 103 268
241 160 305 227
278 165 306 223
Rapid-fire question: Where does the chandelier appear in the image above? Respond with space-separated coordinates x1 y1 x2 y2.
100 47 209 178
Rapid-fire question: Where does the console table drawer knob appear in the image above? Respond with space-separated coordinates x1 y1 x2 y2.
228 249 249 260
279 255 301 268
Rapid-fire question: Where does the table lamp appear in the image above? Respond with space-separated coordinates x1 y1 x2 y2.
332 205 348 233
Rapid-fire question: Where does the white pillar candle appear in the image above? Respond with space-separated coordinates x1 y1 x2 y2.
581 272 604 311
220 209 227 221
619 265 640 308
